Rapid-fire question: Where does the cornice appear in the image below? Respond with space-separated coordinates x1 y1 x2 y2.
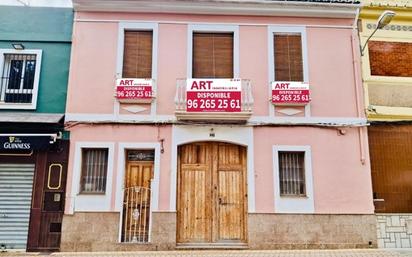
73 0 360 18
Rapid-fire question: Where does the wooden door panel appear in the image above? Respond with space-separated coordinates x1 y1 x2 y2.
217 143 246 242
177 142 247 245
122 159 153 243
179 168 211 242
125 162 153 188
218 170 243 240
178 143 212 243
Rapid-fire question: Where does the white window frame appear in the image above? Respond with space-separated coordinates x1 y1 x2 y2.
116 22 159 116
115 142 161 244
273 145 314 213
268 26 310 117
187 24 239 78
70 142 115 212
0 49 42 110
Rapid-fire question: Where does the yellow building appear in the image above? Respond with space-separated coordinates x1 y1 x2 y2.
359 0 412 249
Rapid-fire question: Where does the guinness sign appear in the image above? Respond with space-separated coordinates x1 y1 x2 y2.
0 135 54 151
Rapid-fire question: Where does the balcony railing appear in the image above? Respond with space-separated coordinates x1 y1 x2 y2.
175 79 253 122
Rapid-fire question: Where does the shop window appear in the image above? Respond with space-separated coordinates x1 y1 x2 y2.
80 148 108 194
368 41 412 77
192 32 234 78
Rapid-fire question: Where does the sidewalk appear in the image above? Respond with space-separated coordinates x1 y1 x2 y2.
1 249 412 257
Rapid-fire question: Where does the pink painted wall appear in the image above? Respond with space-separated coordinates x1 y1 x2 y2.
157 24 187 115
239 26 268 116
66 19 118 114
64 12 373 214
65 124 373 214
65 124 172 211
67 12 361 118
254 126 374 214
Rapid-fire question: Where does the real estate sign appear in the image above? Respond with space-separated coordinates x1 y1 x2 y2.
116 79 153 101
186 79 242 112
271 81 310 105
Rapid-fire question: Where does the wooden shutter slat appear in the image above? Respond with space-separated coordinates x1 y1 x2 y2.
274 33 303 81
123 31 153 78
193 32 233 78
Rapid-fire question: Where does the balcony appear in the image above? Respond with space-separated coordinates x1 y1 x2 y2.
175 79 253 122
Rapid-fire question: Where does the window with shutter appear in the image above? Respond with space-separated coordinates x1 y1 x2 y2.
274 33 304 81
192 32 233 78
122 31 153 78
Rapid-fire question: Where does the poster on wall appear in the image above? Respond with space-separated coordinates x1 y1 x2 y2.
271 81 310 105
186 79 242 112
115 79 153 102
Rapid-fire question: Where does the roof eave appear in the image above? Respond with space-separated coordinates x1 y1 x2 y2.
73 0 360 18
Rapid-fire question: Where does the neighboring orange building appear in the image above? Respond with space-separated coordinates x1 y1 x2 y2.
360 0 412 249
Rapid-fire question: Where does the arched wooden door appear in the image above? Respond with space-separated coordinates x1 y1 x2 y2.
177 142 247 247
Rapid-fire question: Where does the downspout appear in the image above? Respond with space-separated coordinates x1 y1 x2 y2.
351 6 367 165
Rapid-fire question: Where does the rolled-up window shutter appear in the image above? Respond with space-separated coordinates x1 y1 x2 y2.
193 32 233 78
274 33 303 81
123 31 153 78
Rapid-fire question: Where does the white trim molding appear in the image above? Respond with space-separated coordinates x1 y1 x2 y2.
273 145 314 213
73 1 359 19
169 125 255 212
267 26 310 118
116 22 159 116
68 142 115 213
115 142 161 243
187 24 239 79
0 49 42 110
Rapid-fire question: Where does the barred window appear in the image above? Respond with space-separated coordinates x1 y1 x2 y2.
278 151 306 196
80 148 108 194
0 54 37 104
274 33 303 81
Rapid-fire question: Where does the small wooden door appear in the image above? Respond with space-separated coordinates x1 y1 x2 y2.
177 142 247 245
121 150 154 243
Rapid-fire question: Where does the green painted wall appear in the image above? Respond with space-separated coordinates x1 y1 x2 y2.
0 6 73 114
0 6 73 42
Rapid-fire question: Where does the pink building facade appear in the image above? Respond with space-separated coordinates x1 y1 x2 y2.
62 0 376 251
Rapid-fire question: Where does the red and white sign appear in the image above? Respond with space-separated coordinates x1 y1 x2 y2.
116 79 153 102
186 79 242 112
271 81 310 105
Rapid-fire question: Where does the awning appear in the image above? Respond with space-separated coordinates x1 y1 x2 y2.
0 112 64 123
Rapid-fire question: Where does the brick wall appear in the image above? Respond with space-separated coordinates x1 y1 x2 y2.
368 41 412 77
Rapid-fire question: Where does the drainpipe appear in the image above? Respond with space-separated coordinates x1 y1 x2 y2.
351 6 367 165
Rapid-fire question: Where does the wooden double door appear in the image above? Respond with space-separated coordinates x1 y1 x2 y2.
177 142 248 246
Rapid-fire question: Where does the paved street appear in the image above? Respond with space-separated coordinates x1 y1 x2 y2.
1 250 412 257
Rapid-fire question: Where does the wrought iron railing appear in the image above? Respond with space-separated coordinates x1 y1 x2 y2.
121 186 151 243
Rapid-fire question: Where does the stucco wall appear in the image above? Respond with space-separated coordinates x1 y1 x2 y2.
66 12 360 118
65 124 373 214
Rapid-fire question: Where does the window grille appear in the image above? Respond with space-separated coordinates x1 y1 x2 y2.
80 148 108 194
0 54 36 104
278 151 306 196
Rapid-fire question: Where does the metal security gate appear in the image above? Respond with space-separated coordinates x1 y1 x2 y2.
122 186 151 243
0 163 35 250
